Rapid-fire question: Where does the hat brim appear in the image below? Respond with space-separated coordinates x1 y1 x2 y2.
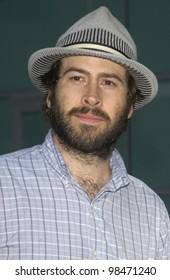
28 47 158 110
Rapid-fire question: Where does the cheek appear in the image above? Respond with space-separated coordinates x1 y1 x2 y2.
57 82 82 106
103 97 120 112
103 95 128 117
57 93 79 113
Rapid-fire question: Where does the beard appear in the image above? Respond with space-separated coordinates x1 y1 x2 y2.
49 95 130 159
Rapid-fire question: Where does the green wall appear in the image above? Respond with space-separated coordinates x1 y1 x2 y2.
0 0 170 213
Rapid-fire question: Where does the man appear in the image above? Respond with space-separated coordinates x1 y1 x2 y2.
0 6 169 259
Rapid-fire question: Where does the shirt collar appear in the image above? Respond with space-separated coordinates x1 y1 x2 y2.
42 129 68 176
109 149 129 191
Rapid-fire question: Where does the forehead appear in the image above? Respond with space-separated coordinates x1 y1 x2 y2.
59 55 127 75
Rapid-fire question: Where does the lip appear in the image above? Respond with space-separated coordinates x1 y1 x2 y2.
75 113 103 125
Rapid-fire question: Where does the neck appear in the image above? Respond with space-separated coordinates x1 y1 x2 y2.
53 133 112 200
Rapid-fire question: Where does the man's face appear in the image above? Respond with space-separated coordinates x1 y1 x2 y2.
47 56 133 158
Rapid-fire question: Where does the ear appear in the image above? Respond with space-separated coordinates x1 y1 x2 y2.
127 105 134 120
46 91 52 109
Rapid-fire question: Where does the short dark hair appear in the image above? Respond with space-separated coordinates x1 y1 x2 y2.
40 58 143 121
40 61 61 121
40 60 61 92
126 71 144 107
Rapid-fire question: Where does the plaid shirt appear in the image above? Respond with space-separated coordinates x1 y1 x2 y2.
0 130 169 259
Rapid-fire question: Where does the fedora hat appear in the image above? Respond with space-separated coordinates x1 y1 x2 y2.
28 6 158 110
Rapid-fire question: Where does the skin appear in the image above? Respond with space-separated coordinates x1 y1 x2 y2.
46 56 133 199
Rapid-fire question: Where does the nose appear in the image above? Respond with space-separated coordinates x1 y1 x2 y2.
81 83 102 107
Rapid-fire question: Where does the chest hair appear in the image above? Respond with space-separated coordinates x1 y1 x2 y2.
75 177 106 200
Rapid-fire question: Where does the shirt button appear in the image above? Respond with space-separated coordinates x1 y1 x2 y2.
63 180 69 187
93 251 97 258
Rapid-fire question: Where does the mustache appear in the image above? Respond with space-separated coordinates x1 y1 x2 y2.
68 107 111 121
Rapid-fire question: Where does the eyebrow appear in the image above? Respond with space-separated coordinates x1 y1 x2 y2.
98 72 124 84
62 67 124 84
62 67 89 76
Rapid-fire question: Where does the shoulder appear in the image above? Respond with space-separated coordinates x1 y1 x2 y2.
0 145 42 173
0 145 41 160
127 174 169 218
128 174 161 201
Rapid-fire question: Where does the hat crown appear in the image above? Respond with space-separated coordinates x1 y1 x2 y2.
56 6 137 60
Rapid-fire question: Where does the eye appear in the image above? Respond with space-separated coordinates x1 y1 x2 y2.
71 76 83 82
102 79 116 87
69 75 87 85
72 76 81 81
105 80 113 85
